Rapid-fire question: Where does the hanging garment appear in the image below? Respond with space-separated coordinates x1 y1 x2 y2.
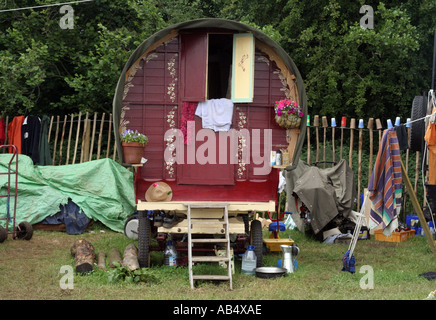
368 128 402 236
195 98 234 132
424 107 436 185
38 115 52 165
21 115 41 164
0 118 5 145
395 125 409 151
180 102 197 145
7 115 25 154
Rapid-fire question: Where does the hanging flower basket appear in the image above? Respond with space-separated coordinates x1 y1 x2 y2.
120 129 148 164
274 99 303 129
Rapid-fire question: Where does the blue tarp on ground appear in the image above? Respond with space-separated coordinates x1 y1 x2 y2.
0 154 135 233
41 198 91 234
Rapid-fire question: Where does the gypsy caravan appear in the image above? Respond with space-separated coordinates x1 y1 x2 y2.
113 18 307 288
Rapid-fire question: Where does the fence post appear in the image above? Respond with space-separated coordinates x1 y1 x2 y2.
314 115 319 163
72 112 82 164
349 118 356 169
58 115 67 165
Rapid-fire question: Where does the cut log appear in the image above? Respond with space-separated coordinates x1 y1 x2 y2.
122 243 140 271
97 251 106 270
70 239 96 274
108 248 122 268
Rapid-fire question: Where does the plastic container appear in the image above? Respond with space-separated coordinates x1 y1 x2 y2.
406 214 419 228
374 229 415 242
241 245 257 275
276 150 282 166
163 240 178 267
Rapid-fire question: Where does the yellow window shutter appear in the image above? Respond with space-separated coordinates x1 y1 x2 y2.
231 33 254 103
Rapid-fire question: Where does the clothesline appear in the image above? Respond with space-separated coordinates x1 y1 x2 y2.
0 0 93 13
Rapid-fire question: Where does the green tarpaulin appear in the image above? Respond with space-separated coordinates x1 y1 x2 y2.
0 154 135 233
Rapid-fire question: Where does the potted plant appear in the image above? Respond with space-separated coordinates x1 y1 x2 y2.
120 129 148 164
274 99 303 129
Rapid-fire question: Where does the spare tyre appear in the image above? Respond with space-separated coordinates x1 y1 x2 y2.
409 95 427 153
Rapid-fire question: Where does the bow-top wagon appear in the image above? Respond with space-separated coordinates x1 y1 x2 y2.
113 18 307 287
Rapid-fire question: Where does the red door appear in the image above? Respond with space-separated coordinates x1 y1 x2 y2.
178 32 235 186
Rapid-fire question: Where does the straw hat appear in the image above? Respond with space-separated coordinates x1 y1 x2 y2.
145 182 173 202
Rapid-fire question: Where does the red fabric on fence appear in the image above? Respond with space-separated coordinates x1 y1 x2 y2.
7 115 25 154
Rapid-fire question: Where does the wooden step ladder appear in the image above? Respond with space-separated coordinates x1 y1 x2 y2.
186 203 233 290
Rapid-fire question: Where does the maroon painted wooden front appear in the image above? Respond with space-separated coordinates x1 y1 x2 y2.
122 30 289 204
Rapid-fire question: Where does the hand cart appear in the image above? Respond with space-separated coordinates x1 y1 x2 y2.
0 145 33 243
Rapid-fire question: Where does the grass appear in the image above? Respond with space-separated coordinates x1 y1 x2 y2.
0 222 435 301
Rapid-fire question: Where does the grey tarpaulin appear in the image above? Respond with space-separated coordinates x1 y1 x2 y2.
283 159 356 234
112 18 307 168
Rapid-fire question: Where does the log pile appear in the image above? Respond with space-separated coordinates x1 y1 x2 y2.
70 239 96 274
70 240 140 273
108 248 122 268
122 243 139 271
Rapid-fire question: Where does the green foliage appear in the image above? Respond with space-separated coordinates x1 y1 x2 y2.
279 1 424 120
0 0 435 122
120 129 148 144
107 262 160 284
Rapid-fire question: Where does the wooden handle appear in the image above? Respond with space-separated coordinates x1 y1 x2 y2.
367 118 374 130
314 115 319 127
375 118 382 130
322 116 328 127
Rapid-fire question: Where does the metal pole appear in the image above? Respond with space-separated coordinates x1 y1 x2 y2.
432 29 436 90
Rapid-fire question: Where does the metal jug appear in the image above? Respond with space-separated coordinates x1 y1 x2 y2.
280 244 300 273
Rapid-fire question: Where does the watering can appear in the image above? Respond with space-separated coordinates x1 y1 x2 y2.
280 244 300 273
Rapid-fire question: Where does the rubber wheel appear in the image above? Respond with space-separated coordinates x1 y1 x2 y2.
250 219 263 268
410 95 427 153
16 221 33 240
0 225 7 243
137 211 151 268
124 214 139 240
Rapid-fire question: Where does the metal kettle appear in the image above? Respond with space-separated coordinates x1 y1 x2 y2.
280 244 300 273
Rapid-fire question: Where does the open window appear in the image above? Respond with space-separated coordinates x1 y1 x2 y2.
207 34 233 99
181 32 255 103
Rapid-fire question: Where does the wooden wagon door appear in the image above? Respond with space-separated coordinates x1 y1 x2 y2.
178 32 235 186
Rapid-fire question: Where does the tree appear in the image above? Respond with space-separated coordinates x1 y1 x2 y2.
0 0 165 116
1 0 435 122
278 1 423 120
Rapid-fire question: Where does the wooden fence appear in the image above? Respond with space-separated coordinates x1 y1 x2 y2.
1 112 427 215
48 112 117 165
1 112 118 165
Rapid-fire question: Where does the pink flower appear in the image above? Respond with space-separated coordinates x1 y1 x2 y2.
298 112 303 117
153 183 158 187
277 110 283 117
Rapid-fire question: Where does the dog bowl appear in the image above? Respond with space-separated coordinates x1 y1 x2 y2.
254 267 287 279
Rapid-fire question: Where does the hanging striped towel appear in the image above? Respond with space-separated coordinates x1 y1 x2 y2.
368 128 402 236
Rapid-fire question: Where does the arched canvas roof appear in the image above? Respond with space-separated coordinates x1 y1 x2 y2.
113 18 307 170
